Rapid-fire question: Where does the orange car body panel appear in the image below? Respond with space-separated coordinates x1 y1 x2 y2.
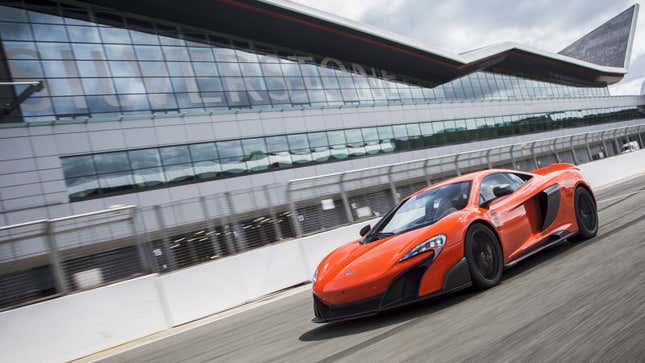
313 164 591 308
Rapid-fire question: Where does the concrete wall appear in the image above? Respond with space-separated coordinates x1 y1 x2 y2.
157 217 378 326
2 150 645 363
0 275 169 363
579 148 645 188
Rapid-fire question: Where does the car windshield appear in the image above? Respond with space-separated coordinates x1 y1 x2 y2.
375 181 472 237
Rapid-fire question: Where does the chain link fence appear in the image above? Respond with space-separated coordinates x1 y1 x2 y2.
1 123 644 311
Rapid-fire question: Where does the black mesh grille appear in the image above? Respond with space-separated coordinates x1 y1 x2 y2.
382 257 434 308
313 294 381 321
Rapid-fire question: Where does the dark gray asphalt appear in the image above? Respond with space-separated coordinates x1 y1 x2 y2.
101 174 645 363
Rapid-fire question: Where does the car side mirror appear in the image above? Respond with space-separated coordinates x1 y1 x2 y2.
480 184 514 209
493 184 514 198
359 224 371 237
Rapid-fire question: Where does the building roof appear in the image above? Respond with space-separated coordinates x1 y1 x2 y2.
80 0 639 87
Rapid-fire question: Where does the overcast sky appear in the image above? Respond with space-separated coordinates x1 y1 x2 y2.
291 0 643 95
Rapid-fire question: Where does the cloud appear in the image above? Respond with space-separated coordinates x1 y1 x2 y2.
292 0 643 94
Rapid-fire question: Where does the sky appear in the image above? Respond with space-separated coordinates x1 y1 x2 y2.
291 0 644 95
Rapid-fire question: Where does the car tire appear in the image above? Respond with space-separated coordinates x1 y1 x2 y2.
571 186 598 242
465 223 503 289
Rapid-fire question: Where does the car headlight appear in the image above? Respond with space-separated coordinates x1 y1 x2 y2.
399 234 446 263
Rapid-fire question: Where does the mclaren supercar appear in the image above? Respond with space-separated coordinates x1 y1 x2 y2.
312 164 598 322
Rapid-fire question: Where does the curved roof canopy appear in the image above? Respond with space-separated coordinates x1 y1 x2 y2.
80 0 639 87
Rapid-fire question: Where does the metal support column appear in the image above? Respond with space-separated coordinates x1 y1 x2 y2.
224 192 247 252
153 205 177 271
263 186 283 241
530 141 539 169
199 196 224 257
584 133 593 162
509 145 518 170
44 221 69 294
637 125 644 147
387 165 400 205
612 129 620 154
600 130 608 157
485 149 493 169
454 154 461 175
552 138 560 163
422 159 432 186
286 186 303 238
569 136 578 165
129 208 153 273
339 174 355 223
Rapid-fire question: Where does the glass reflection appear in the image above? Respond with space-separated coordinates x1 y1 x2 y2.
59 105 642 200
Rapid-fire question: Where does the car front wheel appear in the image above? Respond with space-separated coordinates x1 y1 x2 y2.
465 223 503 289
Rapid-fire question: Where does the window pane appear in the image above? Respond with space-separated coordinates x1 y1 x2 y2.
67 26 100 43
100 27 131 43
37 42 74 60
218 62 242 77
164 163 194 182
134 45 163 60
118 94 149 111
105 44 136 60
266 136 288 152
216 140 243 158
308 132 328 148
193 160 220 179
67 176 99 201
160 145 191 165
163 46 189 61
188 47 214 62
129 149 161 169
345 129 363 143
140 61 168 77
94 152 130 173
109 61 140 77
133 167 165 187
189 143 218 161
242 138 267 156
32 24 67 41
327 130 346 145
62 156 95 178
220 157 246 174
98 172 134 192
287 134 308 150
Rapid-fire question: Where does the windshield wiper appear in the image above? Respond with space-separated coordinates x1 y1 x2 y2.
362 231 395 244
374 232 395 238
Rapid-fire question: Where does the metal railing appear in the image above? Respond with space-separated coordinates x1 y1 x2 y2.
0 122 644 311
285 123 645 236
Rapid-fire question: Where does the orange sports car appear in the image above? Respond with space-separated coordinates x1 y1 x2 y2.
312 164 598 322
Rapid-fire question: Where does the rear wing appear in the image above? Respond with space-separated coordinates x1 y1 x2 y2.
531 163 579 176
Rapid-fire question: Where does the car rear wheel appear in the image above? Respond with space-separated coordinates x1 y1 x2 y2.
571 186 598 242
465 223 503 289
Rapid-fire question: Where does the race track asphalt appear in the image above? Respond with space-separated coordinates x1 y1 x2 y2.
99 173 645 363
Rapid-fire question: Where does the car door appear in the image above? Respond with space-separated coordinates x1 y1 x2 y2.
479 172 533 263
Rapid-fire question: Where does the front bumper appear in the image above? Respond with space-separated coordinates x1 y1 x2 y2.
312 256 471 323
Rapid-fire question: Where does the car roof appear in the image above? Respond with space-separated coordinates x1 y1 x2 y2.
408 168 529 198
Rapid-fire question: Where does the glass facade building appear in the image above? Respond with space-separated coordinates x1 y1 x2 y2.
0 0 643 311
0 1 610 123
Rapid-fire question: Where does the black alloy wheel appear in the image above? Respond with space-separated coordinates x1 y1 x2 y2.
465 223 504 289
571 186 598 242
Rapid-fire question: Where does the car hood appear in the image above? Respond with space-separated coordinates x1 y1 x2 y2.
314 219 450 294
